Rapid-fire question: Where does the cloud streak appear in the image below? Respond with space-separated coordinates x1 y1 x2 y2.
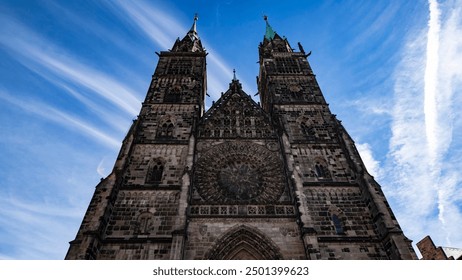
108 0 252 101
0 89 120 149
0 195 83 259
424 0 441 163
0 16 141 117
386 0 462 249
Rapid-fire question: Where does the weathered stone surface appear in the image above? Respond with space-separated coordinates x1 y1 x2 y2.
65 18 416 260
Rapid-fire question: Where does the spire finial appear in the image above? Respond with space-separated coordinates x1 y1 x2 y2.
263 15 276 40
233 69 237 81
189 13 198 34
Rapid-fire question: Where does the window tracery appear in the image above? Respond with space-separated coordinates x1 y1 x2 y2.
157 120 175 139
146 159 164 184
194 142 285 204
313 158 331 179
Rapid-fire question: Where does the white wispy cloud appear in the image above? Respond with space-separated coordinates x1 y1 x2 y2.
0 125 108 259
109 0 181 50
44 1 150 67
0 196 82 259
0 89 120 149
432 0 462 246
345 1 400 54
424 0 441 164
385 0 462 249
97 157 108 177
50 82 129 134
0 16 141 117
356 143 383 179
108 0 253 101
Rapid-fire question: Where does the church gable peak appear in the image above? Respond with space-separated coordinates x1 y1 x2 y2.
198 77 275 139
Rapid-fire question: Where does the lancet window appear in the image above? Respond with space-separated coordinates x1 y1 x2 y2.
157 120 175 139
146 160 164 184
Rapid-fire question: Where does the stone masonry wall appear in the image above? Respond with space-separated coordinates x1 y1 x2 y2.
184 218 305 260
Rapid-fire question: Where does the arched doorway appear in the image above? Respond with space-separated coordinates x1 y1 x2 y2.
205 225 283 260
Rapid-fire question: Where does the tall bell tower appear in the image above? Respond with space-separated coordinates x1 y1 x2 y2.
257 17 416 259
66 16 206 259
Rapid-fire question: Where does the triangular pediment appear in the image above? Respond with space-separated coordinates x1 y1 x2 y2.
198 80 276 139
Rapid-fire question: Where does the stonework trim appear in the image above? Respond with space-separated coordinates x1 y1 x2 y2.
205 225 283 260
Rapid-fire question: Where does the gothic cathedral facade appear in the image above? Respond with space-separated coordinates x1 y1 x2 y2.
66 17 417 260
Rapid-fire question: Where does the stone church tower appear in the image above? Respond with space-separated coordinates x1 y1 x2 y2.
66 17 417 260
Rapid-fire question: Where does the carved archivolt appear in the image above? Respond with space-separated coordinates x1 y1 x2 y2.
194 141 286 204
205 225 283 260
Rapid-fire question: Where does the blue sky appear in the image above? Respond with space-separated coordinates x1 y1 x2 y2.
0 0 461 259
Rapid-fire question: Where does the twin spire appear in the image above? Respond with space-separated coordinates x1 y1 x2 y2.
263 15 276 40
181 15 284 83
185 14 277 42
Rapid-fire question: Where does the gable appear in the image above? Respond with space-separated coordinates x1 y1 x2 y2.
197 82 276 139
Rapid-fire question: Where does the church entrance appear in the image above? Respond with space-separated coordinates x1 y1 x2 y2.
205 225 283 260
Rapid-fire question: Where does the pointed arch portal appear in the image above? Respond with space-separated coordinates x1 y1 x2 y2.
205 225 283 260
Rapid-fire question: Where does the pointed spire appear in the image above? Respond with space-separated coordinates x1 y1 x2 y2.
189 13 198 34
263 15 276 40
170 13 204 52
229 69 242 91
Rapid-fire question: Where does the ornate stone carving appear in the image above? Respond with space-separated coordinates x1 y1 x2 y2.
279 226 300 237
135 211 157 235
194 141 286 204
205 225 283 260
199 225 207 236
289 84 302 93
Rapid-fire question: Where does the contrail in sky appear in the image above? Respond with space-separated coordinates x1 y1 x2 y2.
424 0 441 164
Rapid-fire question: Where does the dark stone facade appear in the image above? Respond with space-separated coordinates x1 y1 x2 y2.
65 18 417 260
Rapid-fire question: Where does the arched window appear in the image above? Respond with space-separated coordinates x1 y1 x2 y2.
146 160 164 184
315 164 326 177
314 159 330 179
332 214 344 235
166 123 174 137
163 86 181 102
301 123 315 140
157 120 174 139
